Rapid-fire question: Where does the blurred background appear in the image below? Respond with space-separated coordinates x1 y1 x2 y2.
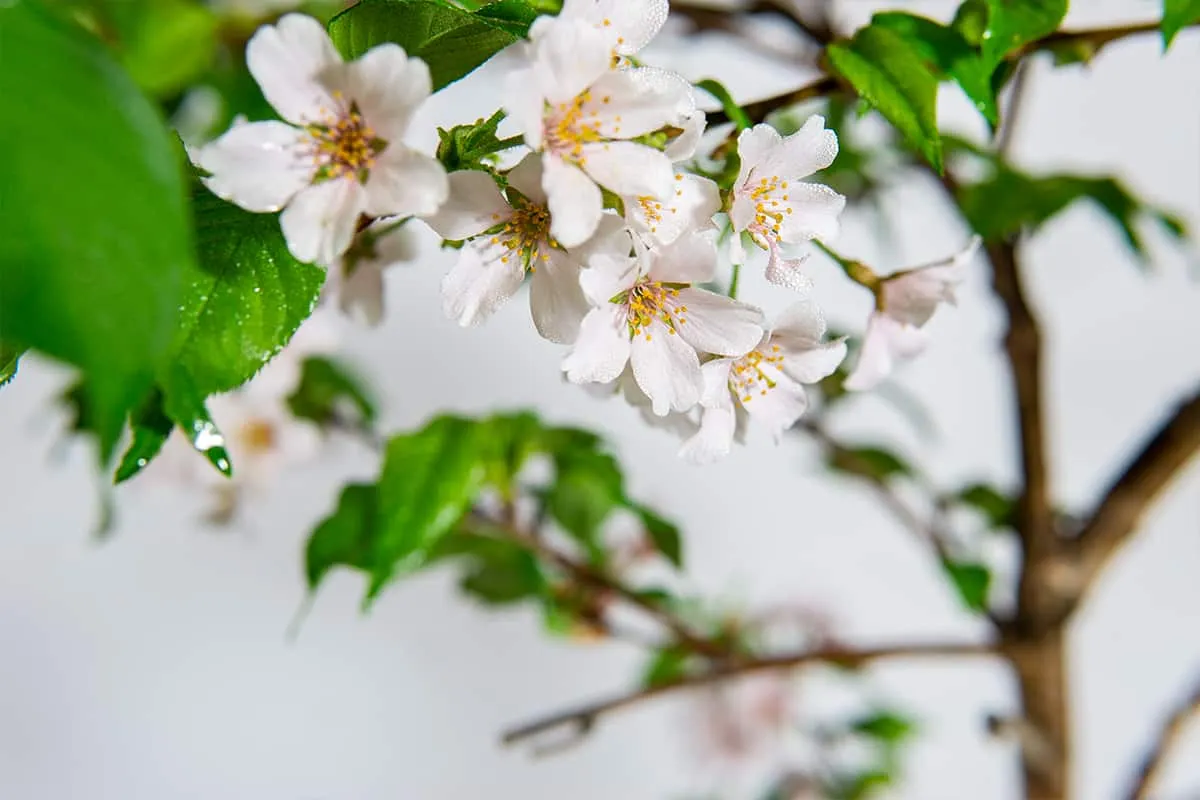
1 1 1198 798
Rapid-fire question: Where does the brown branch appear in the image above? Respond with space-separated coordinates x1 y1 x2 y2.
1073 390 1200 612
502 641 996 748
706 75 842 127
1127 675 1200 800
671 0 834 47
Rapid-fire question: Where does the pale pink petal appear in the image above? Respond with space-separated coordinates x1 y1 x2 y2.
881 265 960 327
246 14 340 125
776 182 846 243
503 66 546 150
762 115 839 180
735 124 783 187
627 173 720 246
579 141 673 198
280 178 366 265
781 339 847 384
364 147 448 217
674 289 764 357
630 321 702 415
729 193 757 235
564 304 632 384
530 250 589 344
585 68 692 139
320 44 430 140
679 361 736 464
544 155 603 248
664 108 706 161
441 245 526 326
195 120 309 212
422 170 511 240
770 297 828 347
506 153 547 203
560 0 669 54
530 17 613 103
765 243 815 292
646 231 719 284
843 313 929 391
740 367 809 442
579 253 638 304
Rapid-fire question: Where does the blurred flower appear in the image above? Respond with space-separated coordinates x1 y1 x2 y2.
324 217 418 326
192 14 447 265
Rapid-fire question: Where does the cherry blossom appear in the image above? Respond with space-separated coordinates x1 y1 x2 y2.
563 233 765 416
322 218 418 326
730 118 846 290
192 14 447 266
624 171 721 247
556 0 670 57
680 299 846 463
843 236 981 391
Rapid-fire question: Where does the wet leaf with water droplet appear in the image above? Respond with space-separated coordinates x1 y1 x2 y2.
115 388 175 484
161 366 233 477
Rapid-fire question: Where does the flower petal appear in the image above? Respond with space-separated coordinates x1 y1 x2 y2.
764 114 839 180
776 182 846 244
630 320 702 415
674 288 764 357
338 260 386 326
627 173 720 246
579 141 673 198
664 108 706 162
530 250 589 343
646 231 719 284
579 252 638 304
530 17 613 103
194 120 309 212
881 264 962 327
441 245 526 326
365 146 448 217
741 367 809 442
506 153 547 204
246 14 340 125
765 243 815 292
319 43 430 140
502 65 546 151
544 155 603 248
280 178 366 265
843 312 928 391
770 297 827 347
735 124 782 187
421 169 511 240
585 67 692 140
560 0 669 54
679 396 736 464
563 304 631 384
781 339 847 384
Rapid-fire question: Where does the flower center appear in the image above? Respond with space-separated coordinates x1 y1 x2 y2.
238 418 277 454
485 202 555 270
305 97 386 184
729 345 784 403
544 90 608 165
619 279 688 340
745 174 793 245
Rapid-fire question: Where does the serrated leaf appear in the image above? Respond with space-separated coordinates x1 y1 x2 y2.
1163 0 1200 48
0 342 24 389
827 24 944 173
0 1 193 459
160 366 233 477
328 0 532 92
633 504 683 568
114 388 174 483
871 12 998 125
980 0 1068 70
829 445 913 482
956 483 1014 529
941 559 991 613
286 356 377 429
175 185 325 398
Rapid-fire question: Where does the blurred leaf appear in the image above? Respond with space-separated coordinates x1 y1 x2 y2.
0 342 24 389
0 0 193 459
641 646 692 687
286 356 377 430
827 24 943 173
545 445 624 560
941 559 991 613
980 0 1068 69
633 504 683 568
696 78 751 131
956 483 1015 529
436 110 512 172
455 535 546 605
478 411 543 496
871 11 997 125
829 769 894 800
175 185 325 398
851 710 916 744
114 389 174 483
117 0 218 98
1162 0 1200 48
957 167 1188 264
829 446 913 482
951 0 988 47
329 0 533 92
306 483 379 588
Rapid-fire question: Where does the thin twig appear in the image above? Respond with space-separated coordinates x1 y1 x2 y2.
994 59 1031 155
1127 676 1200 800
672 0 834 47
502 642 996 747
706 75 841 127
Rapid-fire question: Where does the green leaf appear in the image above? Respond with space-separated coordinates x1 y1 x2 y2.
471 0 542 36
957 167 1188 264
307 483 380 589
478 411 543 496
695 78 752 131
641 646 692 687
941 559 991 613
951 0 988 47
0 342 24 389
827 24 944 173
633 504 683 568
114 389 175 483
366 415 489 600
116 0 218 98
286 356 377 430
871 12 998 125
160 366 233 476
0 0 193 459
830 769 894 800
1162 0 1200 49
175 185 325 398
328 0 532 92
545 445 624 558
453 534 546 605
852 710 916 744
980 0 1068 69
956 483 1015 529
829 445 913 482
436 110 515 172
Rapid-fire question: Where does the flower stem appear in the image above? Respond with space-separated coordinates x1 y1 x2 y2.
813 239 878 290
728 261 741 298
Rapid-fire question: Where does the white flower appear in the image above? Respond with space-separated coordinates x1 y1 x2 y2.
624 171 721 247
730 118 845 290
323 218 417 326
843 236 981 391
556 0 670 57
193 14 448 266
423 156 628 343
504 18 694 248
680 299 846 464
563 232 765 416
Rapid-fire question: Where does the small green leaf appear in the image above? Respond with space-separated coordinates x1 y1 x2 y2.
827 24 944 173
160 366 233 477
286 356 377 430
117 0 218 98
545 446 624 559
454 535 546 605
175 185 325 398
695 78 752 131
871 12 998 125
641 646 692 687
941 559 991 613
478 411 543 496
829 446 913 482
980 0 1068 70
0 0 194 459
956 483 1015 529
951 0 988 47
851 710 916 744
0 342 24 389
633 504 683 568
436 110 515 172
306 483 379 589
1162 0 1200 48
329 0 532 92
114 389 175 484
830 769 894 800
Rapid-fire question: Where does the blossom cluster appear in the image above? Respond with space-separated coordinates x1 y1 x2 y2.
192 1 974 466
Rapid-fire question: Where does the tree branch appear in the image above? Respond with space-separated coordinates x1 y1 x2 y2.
672 0 834 47
706 75 842 127
502 641 996 748
1127 675 1200 800
1073 390 1200 611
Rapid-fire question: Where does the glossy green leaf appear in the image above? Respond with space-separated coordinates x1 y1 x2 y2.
0 0 193 459
871 12 998 125
633 504 683 568
0 342 24 390
328 0 532 92
829 445 913 482
980 0 1068 69
942 559 991 613
957 167 1188 264
827 24 943 173
956 483 1015 529
306 483 379 589
160 365 233 476
471 0 542 36
114 389 174 483
1162 0 1200 48
175 185 325 398
286 356 377 430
